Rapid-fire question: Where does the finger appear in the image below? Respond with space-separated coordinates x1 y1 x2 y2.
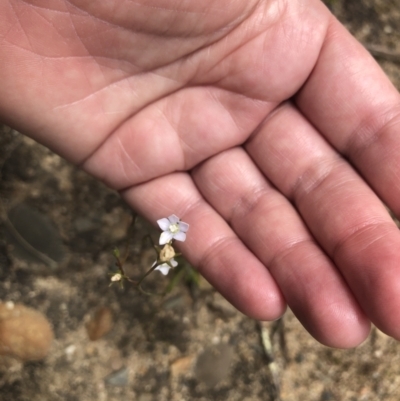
246 102 400 340
296 19 400 217
121 172 286 321
192 147 369 348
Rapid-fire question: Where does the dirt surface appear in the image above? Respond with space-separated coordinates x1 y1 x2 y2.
1 1 400 400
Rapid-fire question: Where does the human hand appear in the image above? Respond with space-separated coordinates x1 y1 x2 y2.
1 0 400 348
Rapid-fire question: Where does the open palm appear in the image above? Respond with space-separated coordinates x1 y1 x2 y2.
2 0 400 348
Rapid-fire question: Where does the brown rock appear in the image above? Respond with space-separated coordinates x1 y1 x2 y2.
0 302 54 361
86 306 113 341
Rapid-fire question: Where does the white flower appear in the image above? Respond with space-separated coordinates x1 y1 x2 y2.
153 258 178 275
157 214 189 245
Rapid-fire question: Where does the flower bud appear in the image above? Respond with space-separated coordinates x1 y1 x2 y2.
159 243 176 262
110 273 122 282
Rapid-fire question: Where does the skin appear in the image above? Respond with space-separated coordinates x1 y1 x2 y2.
1 0 400 348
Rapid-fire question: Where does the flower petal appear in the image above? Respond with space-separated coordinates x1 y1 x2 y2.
168 214 180 224
173 231 186 242
157 218 170 231
159 231 174 245
170 258 178 268
155 263 171 275
178 221 189 232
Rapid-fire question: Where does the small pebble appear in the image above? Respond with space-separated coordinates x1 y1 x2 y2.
384 25 393 34
0 302 53 361
104 367 129 387
86 306 113 341
170 355 195 377
64 344 76 361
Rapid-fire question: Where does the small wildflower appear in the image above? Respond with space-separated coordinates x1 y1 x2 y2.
153 258 178 276
157 215 189 245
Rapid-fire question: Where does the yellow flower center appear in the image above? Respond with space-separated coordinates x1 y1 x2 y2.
169 223 179 234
